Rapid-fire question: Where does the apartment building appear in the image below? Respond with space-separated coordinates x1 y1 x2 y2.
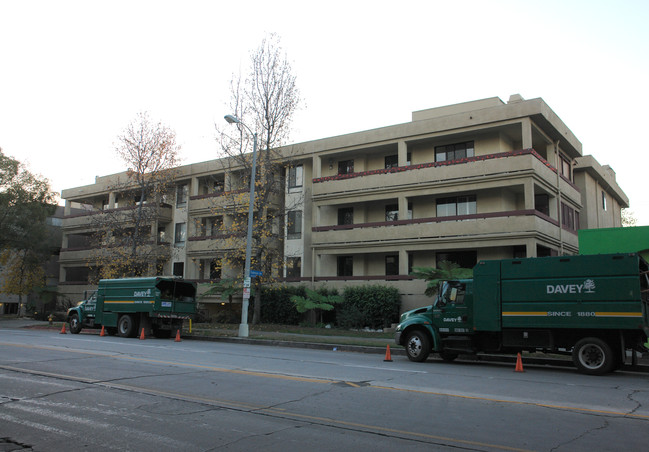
59 95 628 312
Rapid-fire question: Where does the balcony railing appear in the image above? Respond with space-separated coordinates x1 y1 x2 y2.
62 203 173 229
312 149 579 197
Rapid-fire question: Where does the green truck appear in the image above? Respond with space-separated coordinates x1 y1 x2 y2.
395 253 649 375
67 277 197 338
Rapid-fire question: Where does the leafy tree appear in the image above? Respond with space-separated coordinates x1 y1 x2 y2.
213 34 302 324
410 261 474 297
290 288 343 324
0 148 56 316
88 113 180 280
0 148 55 249
622 208 637 227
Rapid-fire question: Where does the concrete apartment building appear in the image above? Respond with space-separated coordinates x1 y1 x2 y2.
58 95 628 312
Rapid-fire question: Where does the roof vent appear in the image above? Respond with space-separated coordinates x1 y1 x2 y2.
508 94 524 103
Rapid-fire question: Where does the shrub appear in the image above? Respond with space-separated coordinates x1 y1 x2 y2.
259 286 305 325
338 285 401 329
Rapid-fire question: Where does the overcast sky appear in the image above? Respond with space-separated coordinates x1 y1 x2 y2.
1 0 647 225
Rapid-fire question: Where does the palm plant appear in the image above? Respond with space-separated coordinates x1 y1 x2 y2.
410 261 473 297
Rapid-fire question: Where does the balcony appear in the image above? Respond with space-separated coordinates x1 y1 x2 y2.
312 149 579 202
311 210 575 250
189 189 246 214
62 204 173 230
189 189 284 215
186 234 245 256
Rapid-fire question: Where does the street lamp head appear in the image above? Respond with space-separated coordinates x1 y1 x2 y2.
224 114 240 125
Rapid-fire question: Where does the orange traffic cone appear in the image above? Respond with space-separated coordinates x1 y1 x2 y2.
515 352 524 372
174 329 181 342
139 328 146 340
59 323 66 334
100 326 105 337
383 344 393 362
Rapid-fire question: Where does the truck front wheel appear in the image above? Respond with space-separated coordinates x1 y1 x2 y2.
405 330 431 362
117 315 137 338
572 337 615 375
69 313 82 334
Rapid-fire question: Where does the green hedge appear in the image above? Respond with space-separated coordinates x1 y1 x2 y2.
338 285 401 329
259 286 305 325
258 284 401 329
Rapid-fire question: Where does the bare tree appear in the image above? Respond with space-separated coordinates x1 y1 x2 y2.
89 112 181 280
210 34 302 323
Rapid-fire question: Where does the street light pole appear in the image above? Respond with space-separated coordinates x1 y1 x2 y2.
224 114 257 338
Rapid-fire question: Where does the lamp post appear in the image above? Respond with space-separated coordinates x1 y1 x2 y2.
224 114 257 338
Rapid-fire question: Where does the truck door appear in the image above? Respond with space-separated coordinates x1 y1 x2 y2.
433 281 471 334
84 291 97 319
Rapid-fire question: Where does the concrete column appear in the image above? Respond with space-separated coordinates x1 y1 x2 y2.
398 196 408 220
399 249 409 275
398 140 408 166
313 155 322 178
524 181 535 210
526 240 537 258
64 200 71 216
108 192 116 209
521 118 533 150
191 177 199 196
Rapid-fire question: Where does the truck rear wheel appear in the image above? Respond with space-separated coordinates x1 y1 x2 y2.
117 314 137 338
572 337 615 375
69 313 82 334
405 330 431 362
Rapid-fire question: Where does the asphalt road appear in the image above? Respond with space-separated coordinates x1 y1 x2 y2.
1 326 649 451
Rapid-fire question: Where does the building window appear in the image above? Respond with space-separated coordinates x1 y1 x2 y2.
158 226 167 243
384 153 412 169
288 165 303 188
561 202 580 230
200 216 222 237
174 223 186 245
385 204 398 222
287 210 302 239
436 195 476 217
384 155 398 169
337 256 353 277
286 257 301 278
560 156 572 181
338 207 353 225
385 255 399 276
176 184 188 207
385 202 412 221
601 192 607 211
338 159 354 175
435 141 474 162
173 262 184 277
436 251 477 270
535 194 550 216
200 258 221 280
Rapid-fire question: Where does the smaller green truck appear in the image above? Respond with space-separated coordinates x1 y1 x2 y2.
67 277 197 338
395 253 649 375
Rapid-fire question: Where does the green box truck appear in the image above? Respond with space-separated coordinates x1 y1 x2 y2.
66 277 197 338
395 253 649 375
